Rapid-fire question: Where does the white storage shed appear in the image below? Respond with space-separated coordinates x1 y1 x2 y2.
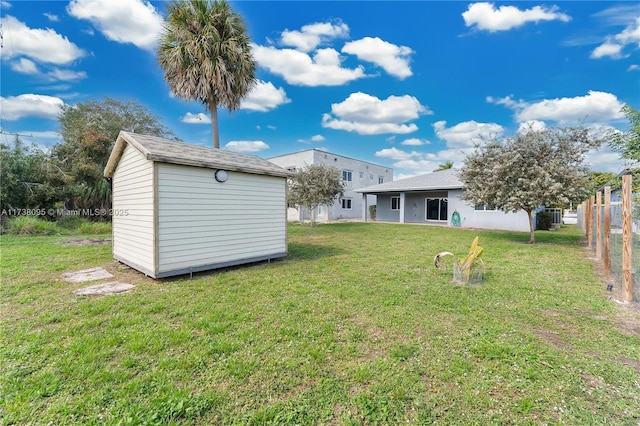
104 131 290 278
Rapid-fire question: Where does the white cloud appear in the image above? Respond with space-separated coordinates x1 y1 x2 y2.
492 91 626 124
43 12 59 22
591 42 623 59
0 94 64 120
462 2 571 32
342 37 413 79
181 112 211 124
1 1 11 9
433 120 505 148
375 147 420 161
47 68 87 82
0 15 86 65
280 21 349 52
10 58 39 74
586 145 628 173
252 44 366 86
224 141 269 152
374 146 463 176
518 120 547 133
67 0 164 51
296 134 326 144
241 80 291 112
591 17 640 59
322 92 430 135
629 64 640 71
401 138 429 146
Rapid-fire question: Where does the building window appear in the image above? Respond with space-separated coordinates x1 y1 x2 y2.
341 198 352 209
359 171 364 179
391 196 400 211
342 170 352 182
426 198 448 221
474 204 496 211
369 174 374 180
378 176 384 184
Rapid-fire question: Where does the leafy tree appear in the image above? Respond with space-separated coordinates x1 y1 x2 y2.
55 97 174 211
588 171 618 196
434 161 454 171
287 164 345 227
157 0 257 148
459 127 603 243
609 105 640 163
0 136 68 213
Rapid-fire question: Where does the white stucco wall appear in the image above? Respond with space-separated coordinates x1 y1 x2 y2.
374 189 531 232
268 149 391 222
448 189 531 232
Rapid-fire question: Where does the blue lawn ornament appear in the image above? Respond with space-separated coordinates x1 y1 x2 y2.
452 210 461 227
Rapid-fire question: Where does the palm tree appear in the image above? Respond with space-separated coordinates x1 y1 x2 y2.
434 161 454 171
157 0 256 148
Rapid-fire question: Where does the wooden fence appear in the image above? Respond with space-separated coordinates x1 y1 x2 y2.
579 172 635 302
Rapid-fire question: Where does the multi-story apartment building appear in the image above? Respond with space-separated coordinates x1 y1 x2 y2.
268 149 392 222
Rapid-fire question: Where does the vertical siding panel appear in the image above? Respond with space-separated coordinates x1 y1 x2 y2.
111 144 155 275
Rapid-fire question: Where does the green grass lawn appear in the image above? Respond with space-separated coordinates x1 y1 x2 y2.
1 223 639 425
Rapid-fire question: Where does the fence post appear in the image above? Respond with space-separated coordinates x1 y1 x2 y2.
604 186 611 277
596 191 602 260
622 173 633 302
586 196 594 249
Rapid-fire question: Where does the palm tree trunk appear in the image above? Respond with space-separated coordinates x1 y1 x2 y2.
210 103 220 149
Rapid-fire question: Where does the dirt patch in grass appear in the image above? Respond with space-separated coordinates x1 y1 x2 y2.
615 306 640 339
59 238 112 246
620 357 640 374
535 329 569 350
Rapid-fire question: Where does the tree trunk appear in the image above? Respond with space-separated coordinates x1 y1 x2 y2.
527 209 536 243
210 103 220 149
308 205 315 227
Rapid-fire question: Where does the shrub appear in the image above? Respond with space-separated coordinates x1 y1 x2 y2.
9 216 59 235
79 221 112 235
536 211 553 230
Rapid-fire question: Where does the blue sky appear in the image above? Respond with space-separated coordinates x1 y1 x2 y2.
1 0 639 179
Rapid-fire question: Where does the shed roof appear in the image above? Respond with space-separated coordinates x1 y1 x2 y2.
355 168 463 194
104 131 290 178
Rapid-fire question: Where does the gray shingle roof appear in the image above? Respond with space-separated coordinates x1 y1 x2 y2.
355 168 463 193
104 131 290 178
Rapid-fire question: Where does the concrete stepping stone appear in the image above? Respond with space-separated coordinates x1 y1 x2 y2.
61 267 114 283
73 282 135 296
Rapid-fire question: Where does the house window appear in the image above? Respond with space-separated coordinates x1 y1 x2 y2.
359 171 364 179
391 196 400 211
378 176 384 184
369 174 374 180
342 170 352 182
426 198 448 221
341 198 352 209
474 204 496 211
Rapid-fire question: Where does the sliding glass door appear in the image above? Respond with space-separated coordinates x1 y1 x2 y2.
426 198 448 221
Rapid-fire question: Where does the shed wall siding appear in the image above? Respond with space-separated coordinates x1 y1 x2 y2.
111 144 155 273
156 163 286 273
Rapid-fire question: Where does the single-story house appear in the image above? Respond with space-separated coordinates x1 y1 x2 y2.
355 168 531 232
104 131 290 278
